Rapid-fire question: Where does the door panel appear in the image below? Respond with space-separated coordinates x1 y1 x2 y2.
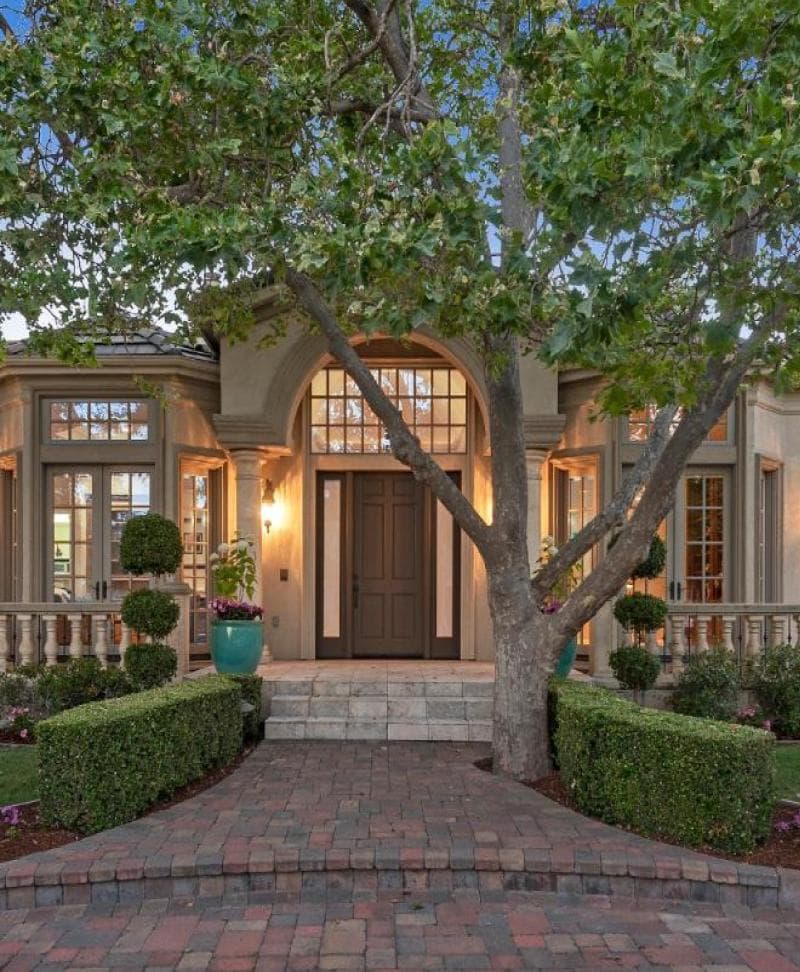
48 465 153 603
353 472 424 658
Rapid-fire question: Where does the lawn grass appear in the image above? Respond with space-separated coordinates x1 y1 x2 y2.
774 745 800 802
0 745 39 805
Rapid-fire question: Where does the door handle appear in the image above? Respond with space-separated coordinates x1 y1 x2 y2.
353 576 359 610
94 580 100 601
102 580 108 600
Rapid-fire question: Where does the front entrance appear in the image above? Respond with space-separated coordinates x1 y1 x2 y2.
316 471 460 659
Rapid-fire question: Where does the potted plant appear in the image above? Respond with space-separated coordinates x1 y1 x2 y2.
534 536 583 679
209 537 264 674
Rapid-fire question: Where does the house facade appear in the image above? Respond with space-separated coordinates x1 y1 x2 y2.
1 316 799 676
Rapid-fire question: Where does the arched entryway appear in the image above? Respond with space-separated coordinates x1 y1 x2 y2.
285 336 491 661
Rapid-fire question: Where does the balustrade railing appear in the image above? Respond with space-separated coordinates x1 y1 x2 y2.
625 603 800 675
0 603 131 671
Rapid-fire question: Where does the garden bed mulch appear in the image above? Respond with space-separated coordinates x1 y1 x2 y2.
0 746 254 865
474 757 800 872
0 731 34 745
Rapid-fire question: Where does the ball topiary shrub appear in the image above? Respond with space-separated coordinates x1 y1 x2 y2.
613 592 667 646
120 513 183 577
671 647 740 721
121 588 180 641
124 642 178 690
631 535 667 580
608 643 661 694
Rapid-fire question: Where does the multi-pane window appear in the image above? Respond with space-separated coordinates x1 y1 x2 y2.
181 472 210 649
49 400 150 442
628 405 728 443
310 367 467 455
685 475 724 603
52 472 94 601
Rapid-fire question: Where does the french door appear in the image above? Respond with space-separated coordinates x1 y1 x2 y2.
48 466 153 603
669 470 730 606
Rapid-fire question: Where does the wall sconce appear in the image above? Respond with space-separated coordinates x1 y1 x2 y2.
262 478 277 534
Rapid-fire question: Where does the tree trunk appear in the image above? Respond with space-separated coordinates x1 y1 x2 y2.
490 582 553 781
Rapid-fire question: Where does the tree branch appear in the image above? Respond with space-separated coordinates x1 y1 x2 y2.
285 268 493 553
531 404 678 599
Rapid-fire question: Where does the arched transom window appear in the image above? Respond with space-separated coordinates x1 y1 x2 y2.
310 365 467 455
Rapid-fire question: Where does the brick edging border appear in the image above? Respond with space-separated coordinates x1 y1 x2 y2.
2 848 797 912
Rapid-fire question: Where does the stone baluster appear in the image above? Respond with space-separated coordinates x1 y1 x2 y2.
645 628 659 655
67 613 83 659
668 613 687 674
94 615 109 668
793 613 800 650
770 613 788 647
745 615 763 662
695 615 711 653
721 615 736 653
0 614 7 673
17 614 34 667
119 621 131 664
42 614 58 667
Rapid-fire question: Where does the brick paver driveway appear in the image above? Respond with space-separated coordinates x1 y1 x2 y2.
2 890 800 970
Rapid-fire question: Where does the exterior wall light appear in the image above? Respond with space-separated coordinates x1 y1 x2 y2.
262 478 278 533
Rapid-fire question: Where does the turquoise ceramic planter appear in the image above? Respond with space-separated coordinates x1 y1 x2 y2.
554 636 578 680
210 620 264 674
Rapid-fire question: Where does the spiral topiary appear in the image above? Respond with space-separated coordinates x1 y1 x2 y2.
119 513 183 577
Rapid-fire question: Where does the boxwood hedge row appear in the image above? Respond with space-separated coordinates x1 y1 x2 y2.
37 675 243 834
550 681 775 853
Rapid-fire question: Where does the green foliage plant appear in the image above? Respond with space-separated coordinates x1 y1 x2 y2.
119 514 183 578
210 537 257 601
225 674 263 743
37 676 242 833
752 643 800 739
631 536 667 580
37 658 133 714
551 680 774 853
613 592 668 646
608 644 661 695
120 588 180 641
123 642 178 690
671 647 740 722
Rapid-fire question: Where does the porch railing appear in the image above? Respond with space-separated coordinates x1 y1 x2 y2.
0 603 130 671
632 603 800 674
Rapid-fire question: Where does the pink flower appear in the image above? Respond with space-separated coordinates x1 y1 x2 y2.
762 719 772 731
18 729 28 740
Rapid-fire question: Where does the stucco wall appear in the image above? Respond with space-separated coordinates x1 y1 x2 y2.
0 378 24 454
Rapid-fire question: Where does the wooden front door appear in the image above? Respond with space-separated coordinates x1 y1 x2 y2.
353 473 425 657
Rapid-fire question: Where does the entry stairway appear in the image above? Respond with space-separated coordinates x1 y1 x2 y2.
260 660 494 741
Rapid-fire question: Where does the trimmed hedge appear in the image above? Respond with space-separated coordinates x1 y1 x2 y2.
37 676 242 834
226 674 263 743
551 681 775 853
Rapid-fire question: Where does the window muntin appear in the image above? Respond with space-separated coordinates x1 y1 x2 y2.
627 405 728 444
180 472 211 648
310 366 467 455
49 400 150 442
684 474 725 603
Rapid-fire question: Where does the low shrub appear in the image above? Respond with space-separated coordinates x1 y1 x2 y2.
751 643 800 738
551 681 774 853
38 675 243 833
0 669 47 712
226 674 263 743
121 589 180 641
124 642 177 690
671 647 740 721
608 644 661 693
37 658 133 714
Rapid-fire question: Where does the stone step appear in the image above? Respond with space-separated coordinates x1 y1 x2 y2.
267 693 493 722
262 716 492 742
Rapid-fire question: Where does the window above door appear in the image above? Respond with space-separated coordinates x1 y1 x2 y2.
46 399 151 443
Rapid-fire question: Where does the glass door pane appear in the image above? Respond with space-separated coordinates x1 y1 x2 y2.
181 471 210 648
50 469 98 602
106 468 152 599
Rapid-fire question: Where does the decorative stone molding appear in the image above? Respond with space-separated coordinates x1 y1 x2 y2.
212 414 290 454
523 414 566 451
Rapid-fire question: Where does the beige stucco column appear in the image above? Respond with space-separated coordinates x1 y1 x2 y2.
231 448 265 599
525 449 548 572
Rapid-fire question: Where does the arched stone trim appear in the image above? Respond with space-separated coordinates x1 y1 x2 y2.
265 327 491 451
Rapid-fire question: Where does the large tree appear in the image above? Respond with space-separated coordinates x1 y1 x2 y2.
2 0 800 779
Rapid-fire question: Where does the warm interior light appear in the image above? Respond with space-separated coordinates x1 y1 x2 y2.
261 478 283 533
